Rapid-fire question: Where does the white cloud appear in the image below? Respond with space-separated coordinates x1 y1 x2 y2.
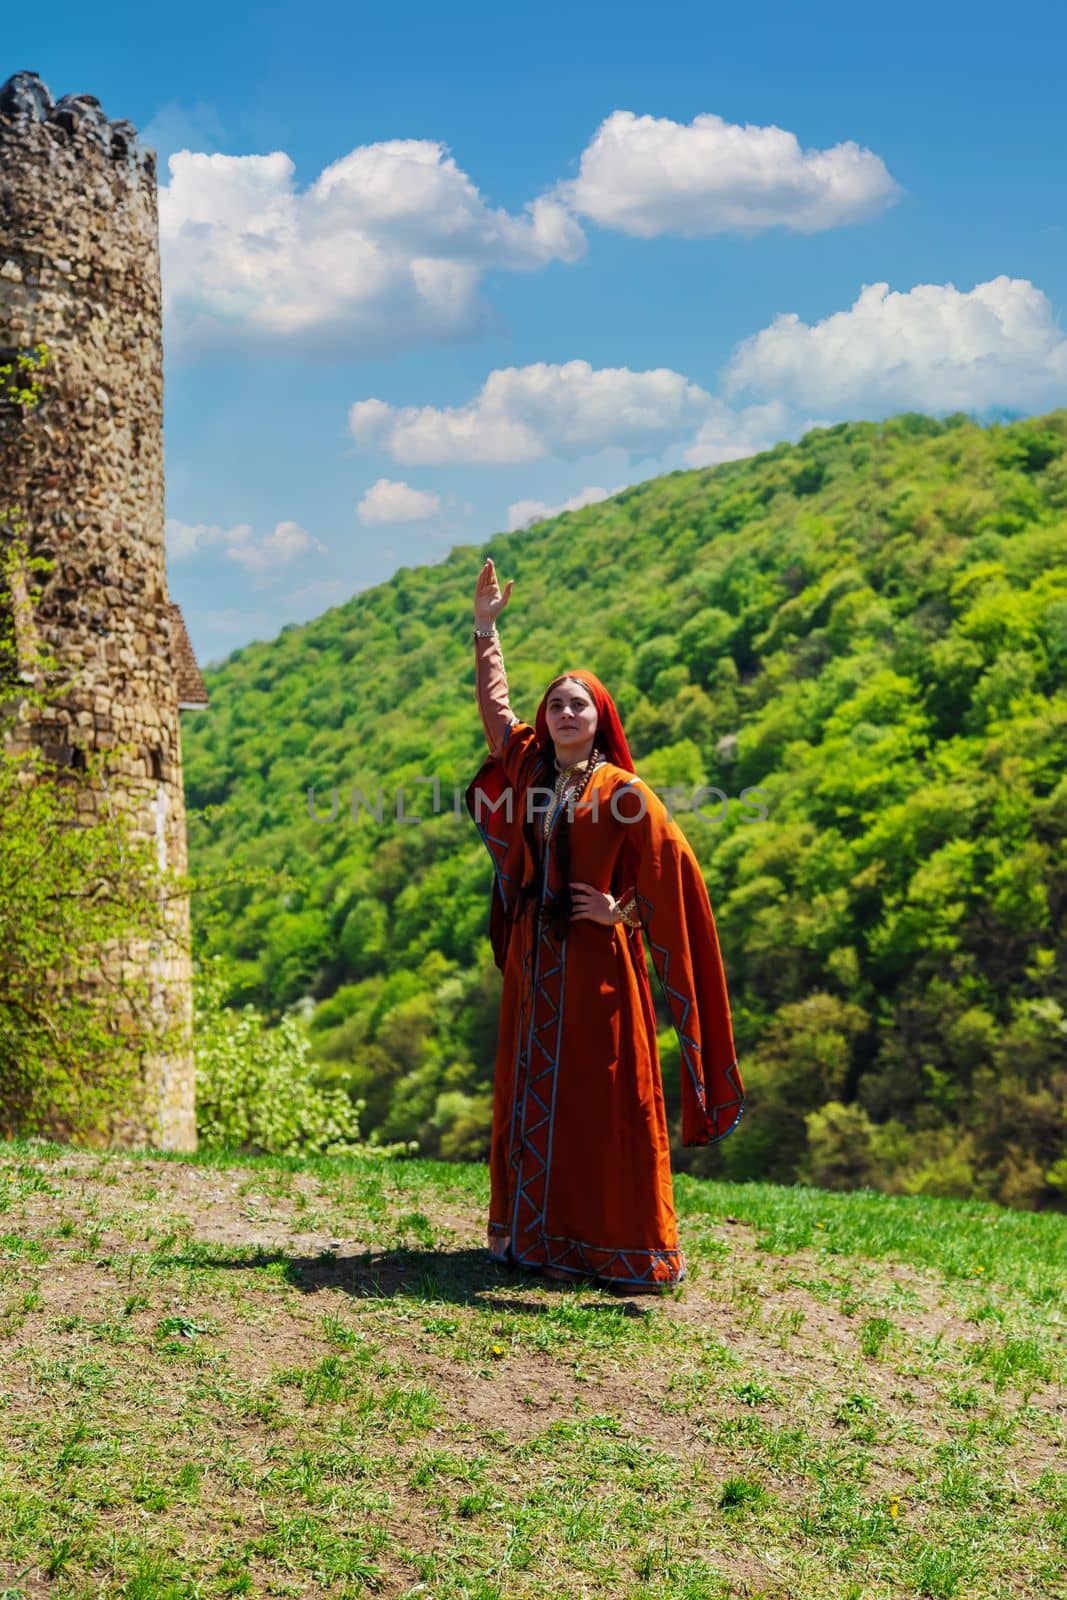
507 482 629 532
724 276 1067 411
680 398 826 467
155 107 900 354
227 520 326 573
165 517 217 560
348 360 713 465
553 109 900 238
165 517 326 573
356 479 441 525
158 140 584 352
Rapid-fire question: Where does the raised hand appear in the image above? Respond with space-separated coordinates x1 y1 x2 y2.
475 557 514 626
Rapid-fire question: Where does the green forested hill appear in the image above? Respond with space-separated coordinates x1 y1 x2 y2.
181 410 1067 1208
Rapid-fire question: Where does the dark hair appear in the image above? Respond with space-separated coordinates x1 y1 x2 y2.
545 674 594 704
516 790 573 944
514 734 601 944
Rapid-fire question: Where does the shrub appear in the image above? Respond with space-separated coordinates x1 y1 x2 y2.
193 956 413 1159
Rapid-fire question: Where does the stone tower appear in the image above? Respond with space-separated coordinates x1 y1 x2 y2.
0 71 208 1151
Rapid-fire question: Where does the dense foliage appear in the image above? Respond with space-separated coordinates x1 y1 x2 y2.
193 955 413 1159
182 410 1067 1208
0 728 187 1143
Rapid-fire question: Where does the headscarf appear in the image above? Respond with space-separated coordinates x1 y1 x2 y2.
534 669 637 774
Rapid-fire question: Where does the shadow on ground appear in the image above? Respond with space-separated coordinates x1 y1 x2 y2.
156 1244 661 1316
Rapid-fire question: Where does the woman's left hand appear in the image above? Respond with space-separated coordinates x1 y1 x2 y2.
569 882 618 925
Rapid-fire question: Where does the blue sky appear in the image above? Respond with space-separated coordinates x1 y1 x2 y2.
7 0 1067 666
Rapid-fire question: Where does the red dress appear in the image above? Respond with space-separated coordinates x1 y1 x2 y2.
467 696 744 1290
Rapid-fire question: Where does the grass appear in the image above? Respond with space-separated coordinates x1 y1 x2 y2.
0 1137 1064 1599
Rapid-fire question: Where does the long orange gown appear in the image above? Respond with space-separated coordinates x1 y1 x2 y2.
468 713 744 1290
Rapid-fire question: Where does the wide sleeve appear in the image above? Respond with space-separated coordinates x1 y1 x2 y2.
467 716 545 831
615 778 744 1146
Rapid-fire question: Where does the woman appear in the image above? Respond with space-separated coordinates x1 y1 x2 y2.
465 558 744 1292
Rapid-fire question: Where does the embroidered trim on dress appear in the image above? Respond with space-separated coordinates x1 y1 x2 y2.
513 1228 687 1286
634 884 745 1143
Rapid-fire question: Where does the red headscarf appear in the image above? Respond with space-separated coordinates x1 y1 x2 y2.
535 669 637 773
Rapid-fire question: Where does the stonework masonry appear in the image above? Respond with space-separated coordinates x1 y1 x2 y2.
0 71 208 1151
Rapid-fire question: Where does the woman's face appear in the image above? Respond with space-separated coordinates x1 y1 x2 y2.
545 677 598 761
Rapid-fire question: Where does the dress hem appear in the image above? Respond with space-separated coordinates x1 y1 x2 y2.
487 1226 686 1290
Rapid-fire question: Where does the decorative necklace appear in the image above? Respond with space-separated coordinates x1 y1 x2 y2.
543 747 604 841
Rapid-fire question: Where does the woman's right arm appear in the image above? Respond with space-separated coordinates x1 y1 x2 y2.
474 557 516 756
474 628 516 756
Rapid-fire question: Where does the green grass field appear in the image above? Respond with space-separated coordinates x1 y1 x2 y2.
0 1140 1064 1599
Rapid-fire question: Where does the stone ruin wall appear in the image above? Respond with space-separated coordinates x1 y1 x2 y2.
0 72 196 1151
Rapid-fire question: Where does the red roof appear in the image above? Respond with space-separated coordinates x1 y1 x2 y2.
168 602 209 708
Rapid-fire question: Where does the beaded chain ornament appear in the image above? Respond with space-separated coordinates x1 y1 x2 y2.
539 747 641 928
543 748 605 842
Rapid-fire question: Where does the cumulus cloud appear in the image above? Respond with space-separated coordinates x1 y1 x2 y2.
159 140 584 351
165 517 326 573
156 107 902 352
553 109 900 238
356 479 442 525
724 276 1067 411
679 398 829 467
507 483 630 532
348 360 713 465
165 518 214 561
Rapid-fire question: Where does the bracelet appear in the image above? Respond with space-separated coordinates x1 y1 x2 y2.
613 890 641 929
473 623 497 638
